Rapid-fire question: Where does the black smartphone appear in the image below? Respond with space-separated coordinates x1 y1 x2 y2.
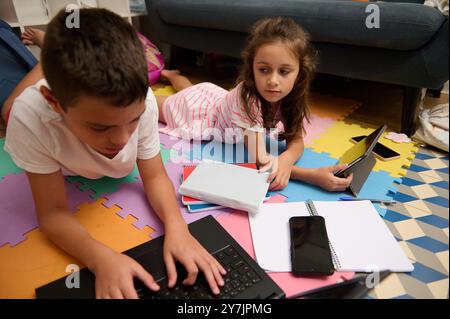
350 136 400 161
289 216 335 276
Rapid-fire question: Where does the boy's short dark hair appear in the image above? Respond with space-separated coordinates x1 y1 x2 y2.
41 8 148 109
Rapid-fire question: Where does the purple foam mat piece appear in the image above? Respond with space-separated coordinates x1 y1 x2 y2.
102 161 230 238
0 173 95 247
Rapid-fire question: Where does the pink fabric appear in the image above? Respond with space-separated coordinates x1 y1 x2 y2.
137 32 164 85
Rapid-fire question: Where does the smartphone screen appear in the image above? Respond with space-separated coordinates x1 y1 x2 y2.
289 216 334 276
351 136 400 160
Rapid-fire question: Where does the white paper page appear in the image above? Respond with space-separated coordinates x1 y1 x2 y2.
248 202 310 272
179 162 269 213
313 201 414 272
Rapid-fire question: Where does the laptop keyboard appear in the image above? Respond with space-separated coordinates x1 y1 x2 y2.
135 245 262 299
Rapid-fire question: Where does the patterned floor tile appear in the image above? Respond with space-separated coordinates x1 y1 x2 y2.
431 181 449 190
416 220 449 245
407 236 448 253
384 209 411 223
417 215 448 228
410 184 439 199
427 278 449 299
394 219 426 240
407 261 447 284
424 158 449 170
424 196 449 208
404 200 448 220
406 243 448 276
398 241 417 263
397 273 435 299
418 170 447 183
401 177 427 187
436 251 449 275
370 273 407 299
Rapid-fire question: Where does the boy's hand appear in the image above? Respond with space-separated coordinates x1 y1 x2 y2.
266 156 292 191
163 226 227 295
91 250 160 299
310 164 353 191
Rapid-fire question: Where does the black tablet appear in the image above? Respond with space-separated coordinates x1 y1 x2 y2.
334 124 387 178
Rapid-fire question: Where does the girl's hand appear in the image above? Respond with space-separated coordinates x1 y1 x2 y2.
310 164 353 192
267 156 292 191
257 154 277 174
163 225 227 295
91 250 160 299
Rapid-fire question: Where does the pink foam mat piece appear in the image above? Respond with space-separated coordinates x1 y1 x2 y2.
303 114 335 146
103 161 230 238
215 195 354 298
0 173 95 247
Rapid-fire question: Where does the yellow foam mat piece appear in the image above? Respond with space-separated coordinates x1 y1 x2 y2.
310 121 419 177
152 85 177 97
0 199 152 299
308 93 361 120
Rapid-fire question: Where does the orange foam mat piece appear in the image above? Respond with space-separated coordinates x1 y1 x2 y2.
0 199 153 299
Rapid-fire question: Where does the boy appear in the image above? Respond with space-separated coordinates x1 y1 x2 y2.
2 8 225 299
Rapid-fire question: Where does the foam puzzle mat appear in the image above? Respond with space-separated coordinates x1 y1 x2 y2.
0 199 153 298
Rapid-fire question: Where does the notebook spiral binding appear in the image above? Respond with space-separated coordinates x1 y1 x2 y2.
305 200 342 270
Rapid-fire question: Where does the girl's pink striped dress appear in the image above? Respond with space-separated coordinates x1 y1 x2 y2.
159 82 284 143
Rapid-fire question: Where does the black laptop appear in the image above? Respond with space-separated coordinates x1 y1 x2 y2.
35 215 285 299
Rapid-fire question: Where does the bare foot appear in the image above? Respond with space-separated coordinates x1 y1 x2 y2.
21 28 45 48
160 69 180 81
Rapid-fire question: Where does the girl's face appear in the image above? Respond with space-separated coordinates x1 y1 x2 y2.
253 42 300 107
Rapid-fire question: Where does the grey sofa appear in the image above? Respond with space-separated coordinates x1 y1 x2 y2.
141 0 449 135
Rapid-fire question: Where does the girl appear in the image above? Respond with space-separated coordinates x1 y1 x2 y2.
157 17 352 192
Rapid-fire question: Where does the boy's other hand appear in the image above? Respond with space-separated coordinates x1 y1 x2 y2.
311 165 353 192
91 250 160 299
163 226 227 295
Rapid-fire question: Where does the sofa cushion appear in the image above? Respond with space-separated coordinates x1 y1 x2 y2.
156 0 445 50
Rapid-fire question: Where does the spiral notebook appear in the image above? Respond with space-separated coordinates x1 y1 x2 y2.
249 200 414 273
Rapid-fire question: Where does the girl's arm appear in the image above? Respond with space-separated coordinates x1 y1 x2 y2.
242 128 271 167
280 134 304 166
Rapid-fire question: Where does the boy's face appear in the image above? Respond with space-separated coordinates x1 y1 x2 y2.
41 87 146 159
253 42 300 107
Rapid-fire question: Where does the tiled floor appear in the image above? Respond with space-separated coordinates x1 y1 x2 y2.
370 147 448 299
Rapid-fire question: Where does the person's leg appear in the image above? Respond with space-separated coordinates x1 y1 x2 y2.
21 28 46 48
156 95 167 123
1 63 44 122
161 70 194 92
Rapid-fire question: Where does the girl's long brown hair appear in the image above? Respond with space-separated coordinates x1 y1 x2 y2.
237 17 317 141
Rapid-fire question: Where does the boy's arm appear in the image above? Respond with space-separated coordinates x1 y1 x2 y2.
27 170 159 298
137 154 226 295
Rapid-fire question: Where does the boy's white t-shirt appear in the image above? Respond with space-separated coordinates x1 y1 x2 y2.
4 79 161 179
